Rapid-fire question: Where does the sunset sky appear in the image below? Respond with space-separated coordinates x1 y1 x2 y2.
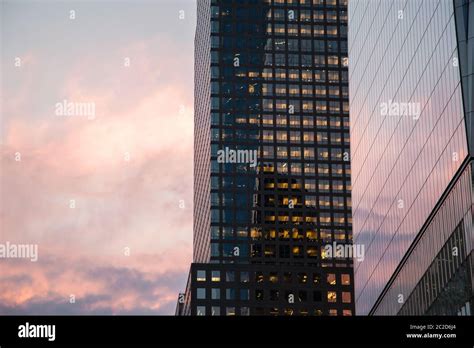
1 0 196 314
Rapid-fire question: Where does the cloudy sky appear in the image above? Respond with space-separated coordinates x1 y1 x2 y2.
1 0 196 314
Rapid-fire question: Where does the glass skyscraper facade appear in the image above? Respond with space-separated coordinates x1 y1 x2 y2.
349 0 473 315
177 0 354 316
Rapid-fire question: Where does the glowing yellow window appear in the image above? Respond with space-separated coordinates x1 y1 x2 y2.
319 183 330 190
275 87 286 96
288 27 298 35
320 199 330 207
307 247 318 257
289 72 299 79
289 86 299 95
300 27 311 35
267 230 276 239
264 246 275 257
327 291 337 303
320 216 331 224
316 119 327 126
290 149 301 158
292 246 302 256
262 70 273 79
321 248 329 259
263 165 274 173
250 228 262 239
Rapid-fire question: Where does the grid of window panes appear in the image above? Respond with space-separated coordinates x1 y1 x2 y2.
194 0 212 263
209 0 352 268
348 0 469 315
191 265 353 316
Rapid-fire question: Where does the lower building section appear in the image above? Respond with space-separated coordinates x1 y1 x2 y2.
372 160 474 315
178 263 354 316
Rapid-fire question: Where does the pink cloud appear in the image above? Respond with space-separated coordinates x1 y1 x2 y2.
1 33 194 314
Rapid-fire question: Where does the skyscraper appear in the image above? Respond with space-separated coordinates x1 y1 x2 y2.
177 0 353 316
349 0 473 315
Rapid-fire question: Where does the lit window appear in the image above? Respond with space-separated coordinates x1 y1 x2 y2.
211 271 220 282
343 309 352 316
292 246 302 256
342 292 351 303
327 291 337 303
241 307 250 316
297 273 308 283
307 247 318 258
226 307 235 316
306 230 317 239
327 273 337 285
196 270 206 282
329 309 338 316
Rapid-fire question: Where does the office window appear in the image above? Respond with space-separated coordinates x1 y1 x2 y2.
226 289 236 300
240 271 249 283
328 291 337 303
197 270 206 282
211 271 221 282
226 271 235 282
211 288 220 300
342 292 351 303
197 288 206 300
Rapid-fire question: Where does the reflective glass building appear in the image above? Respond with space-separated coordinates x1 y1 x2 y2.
349 0 473 315
177 0 354 316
